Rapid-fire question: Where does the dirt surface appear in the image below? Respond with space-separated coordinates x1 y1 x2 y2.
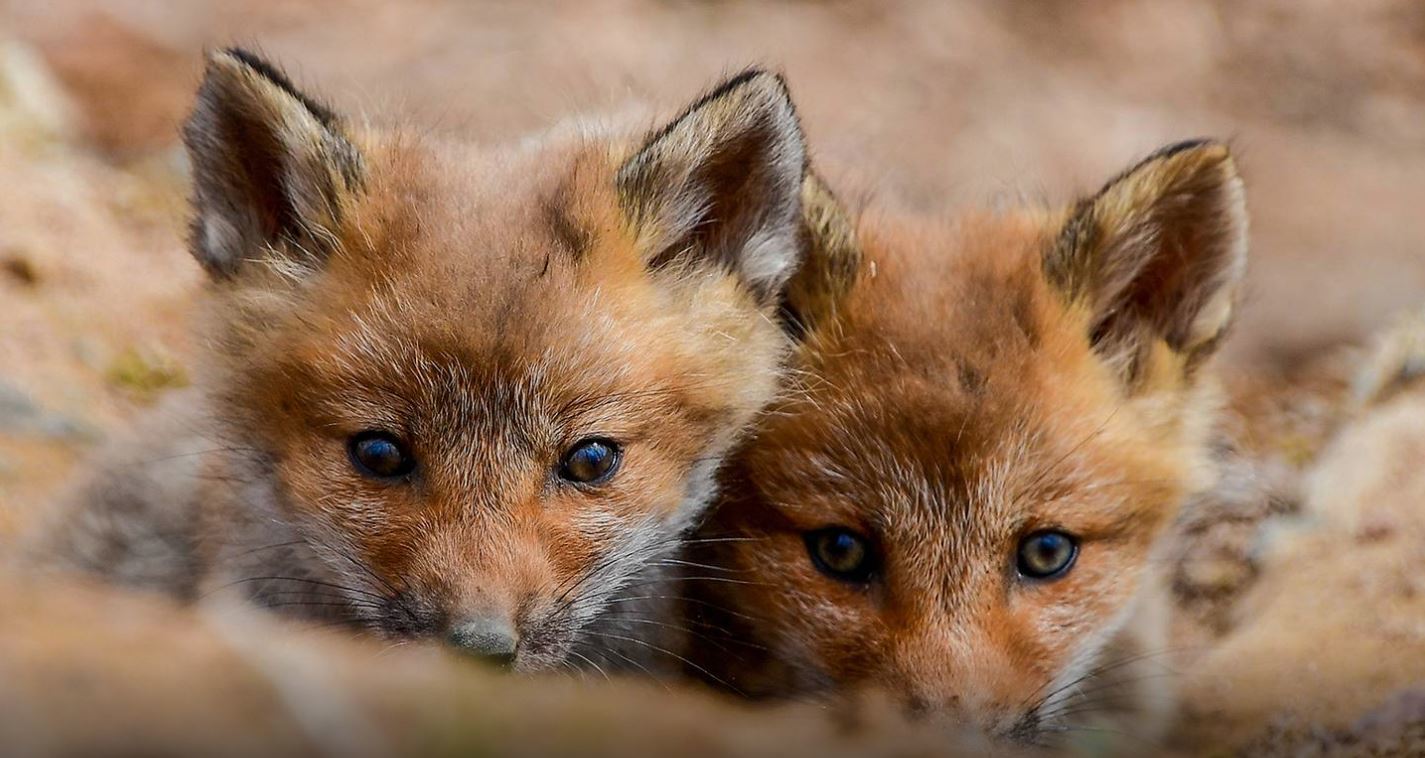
1174 365 1425 754
2 1 1424 754
0 573 1013 758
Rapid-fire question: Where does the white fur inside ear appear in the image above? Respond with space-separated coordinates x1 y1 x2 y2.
201 214 244 271
617 71 807 299
1188 285 1236 349
184 49 359 278
1186 171 1249 349
737 223 799 294
1056 141 1251 374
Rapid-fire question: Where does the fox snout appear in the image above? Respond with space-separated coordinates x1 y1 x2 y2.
446 616 519 669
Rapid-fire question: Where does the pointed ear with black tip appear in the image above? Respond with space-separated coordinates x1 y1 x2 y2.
617 70 807 304
1045 140 1248 387
183 48 363 279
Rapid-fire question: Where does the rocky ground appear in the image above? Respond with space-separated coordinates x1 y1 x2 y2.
2 1 1424 754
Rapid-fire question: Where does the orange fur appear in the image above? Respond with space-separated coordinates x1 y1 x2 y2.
22 51 811 672
680 143 1247 747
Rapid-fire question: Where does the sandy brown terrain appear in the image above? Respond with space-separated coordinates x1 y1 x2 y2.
2 1 1424 754
0 573 1017 758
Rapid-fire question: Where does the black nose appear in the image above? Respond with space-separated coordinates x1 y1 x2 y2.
446 617 518 669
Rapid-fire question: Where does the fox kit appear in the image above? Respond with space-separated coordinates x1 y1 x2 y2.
22 50 813 671
684 142 1248 746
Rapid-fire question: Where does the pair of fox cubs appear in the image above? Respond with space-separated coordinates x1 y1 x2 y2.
24 49 1246 747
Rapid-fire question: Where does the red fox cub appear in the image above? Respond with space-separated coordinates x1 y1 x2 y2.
21 50 813 671
685 142 1248 745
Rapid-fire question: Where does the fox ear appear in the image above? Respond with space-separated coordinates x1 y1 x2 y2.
779 172 861 340
1046 140 1248 386
183 48 363 279
617 70 807 303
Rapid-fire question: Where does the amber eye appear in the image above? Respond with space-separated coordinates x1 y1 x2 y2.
558 438 621 485
805 528 877 583
348 432 415 479
1016 530 1078 579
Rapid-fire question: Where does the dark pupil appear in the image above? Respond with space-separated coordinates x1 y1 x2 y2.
564 441 615 483
355 436 407 478
818 531 866 574
1019 531 1075 577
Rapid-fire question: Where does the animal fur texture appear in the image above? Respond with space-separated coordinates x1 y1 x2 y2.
17 49 812 672
668 141 1249 749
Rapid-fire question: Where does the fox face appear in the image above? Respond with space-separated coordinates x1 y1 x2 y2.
183 51 807 670
688 143 1247 742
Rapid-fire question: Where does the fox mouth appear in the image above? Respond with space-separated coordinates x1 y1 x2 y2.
362 591 581 672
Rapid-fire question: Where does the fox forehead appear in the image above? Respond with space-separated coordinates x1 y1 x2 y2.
331 132 628 308
304 130 775 367
754 211 1184 550
216 127 783 471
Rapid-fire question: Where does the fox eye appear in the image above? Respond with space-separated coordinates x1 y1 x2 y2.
1016 530 1078 579
558 438 621 485
348 432 415 479
805 528 877 583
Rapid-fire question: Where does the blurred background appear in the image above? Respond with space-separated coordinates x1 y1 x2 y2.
2 0 1423 526
4 4 1425 752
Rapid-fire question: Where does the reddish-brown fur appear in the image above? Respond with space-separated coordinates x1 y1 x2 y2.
22 50 811 672
682 143 1247 746
202 134 787 656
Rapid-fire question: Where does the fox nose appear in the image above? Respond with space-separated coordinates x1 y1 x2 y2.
446 617 518 669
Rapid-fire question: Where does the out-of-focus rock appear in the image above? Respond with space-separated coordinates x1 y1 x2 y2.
0 381 91 441
1352 304 1425 409
1174 312 1425 752
1 248 40 286
1236 688 1425 757
21 14 195 156
104 344 188 402
1170 453 1300 637
0 575 1012 757
0 39 76 147
1166 350 1353 643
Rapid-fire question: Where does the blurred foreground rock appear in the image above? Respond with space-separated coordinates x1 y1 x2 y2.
0 38 75 146
1175 310 1425 753
0 576 1007 758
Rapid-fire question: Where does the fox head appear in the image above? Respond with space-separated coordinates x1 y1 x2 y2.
183 50 808 670
689 142 1247 742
